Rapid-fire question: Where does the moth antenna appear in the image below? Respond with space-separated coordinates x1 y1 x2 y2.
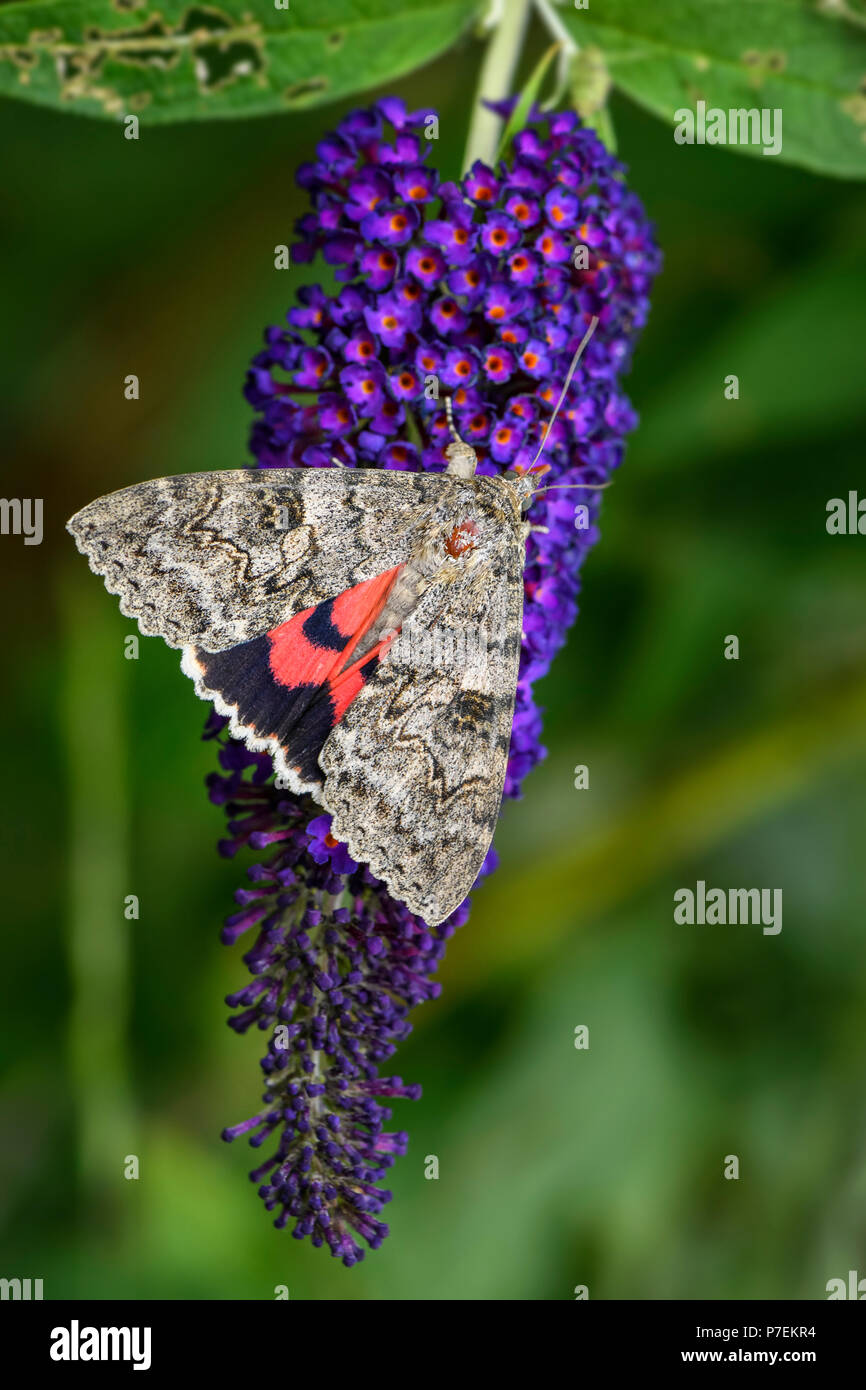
444 394 463 444
530 314 599 468
535 480 613 494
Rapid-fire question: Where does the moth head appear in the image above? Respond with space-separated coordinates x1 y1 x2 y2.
507 462 550 512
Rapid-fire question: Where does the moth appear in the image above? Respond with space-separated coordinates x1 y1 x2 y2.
68 321 601 926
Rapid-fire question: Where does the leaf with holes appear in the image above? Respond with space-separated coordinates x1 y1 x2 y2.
0 0 481 123
562 0 866 179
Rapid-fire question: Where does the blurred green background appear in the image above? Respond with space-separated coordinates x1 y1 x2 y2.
2 27 866 1301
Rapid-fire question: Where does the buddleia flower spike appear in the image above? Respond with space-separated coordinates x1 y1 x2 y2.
70 94 660 1265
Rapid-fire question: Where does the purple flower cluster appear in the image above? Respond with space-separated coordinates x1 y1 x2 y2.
208 721 445 1263
213 97 660 1264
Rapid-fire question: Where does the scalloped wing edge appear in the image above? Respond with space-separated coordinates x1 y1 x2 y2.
180 646 323 801
67 513 193 651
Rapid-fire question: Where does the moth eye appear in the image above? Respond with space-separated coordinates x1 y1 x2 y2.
444 519 479 560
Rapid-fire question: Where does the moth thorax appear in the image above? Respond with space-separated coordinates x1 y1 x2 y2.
444 441 478 478
444 519 479 560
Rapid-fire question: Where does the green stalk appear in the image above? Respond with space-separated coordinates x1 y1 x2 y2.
462 0 533 172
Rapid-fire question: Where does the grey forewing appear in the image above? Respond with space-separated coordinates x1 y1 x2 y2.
319 496 525 925
66 467 511 652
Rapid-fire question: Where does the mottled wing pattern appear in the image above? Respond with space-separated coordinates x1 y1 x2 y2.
179 567 402 798
67 469 463 651
320 489 524 926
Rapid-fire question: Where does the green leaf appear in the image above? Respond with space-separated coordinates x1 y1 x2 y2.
0 0 480 123
495 40 559 162
562 0 866 178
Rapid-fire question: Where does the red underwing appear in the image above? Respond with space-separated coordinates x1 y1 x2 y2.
67 321 601 925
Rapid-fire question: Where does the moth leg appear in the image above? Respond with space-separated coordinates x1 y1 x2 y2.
330 456 349 468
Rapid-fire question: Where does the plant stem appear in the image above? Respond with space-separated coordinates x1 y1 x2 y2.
533 0 579 55
462 0 533 172
533 0 579 104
